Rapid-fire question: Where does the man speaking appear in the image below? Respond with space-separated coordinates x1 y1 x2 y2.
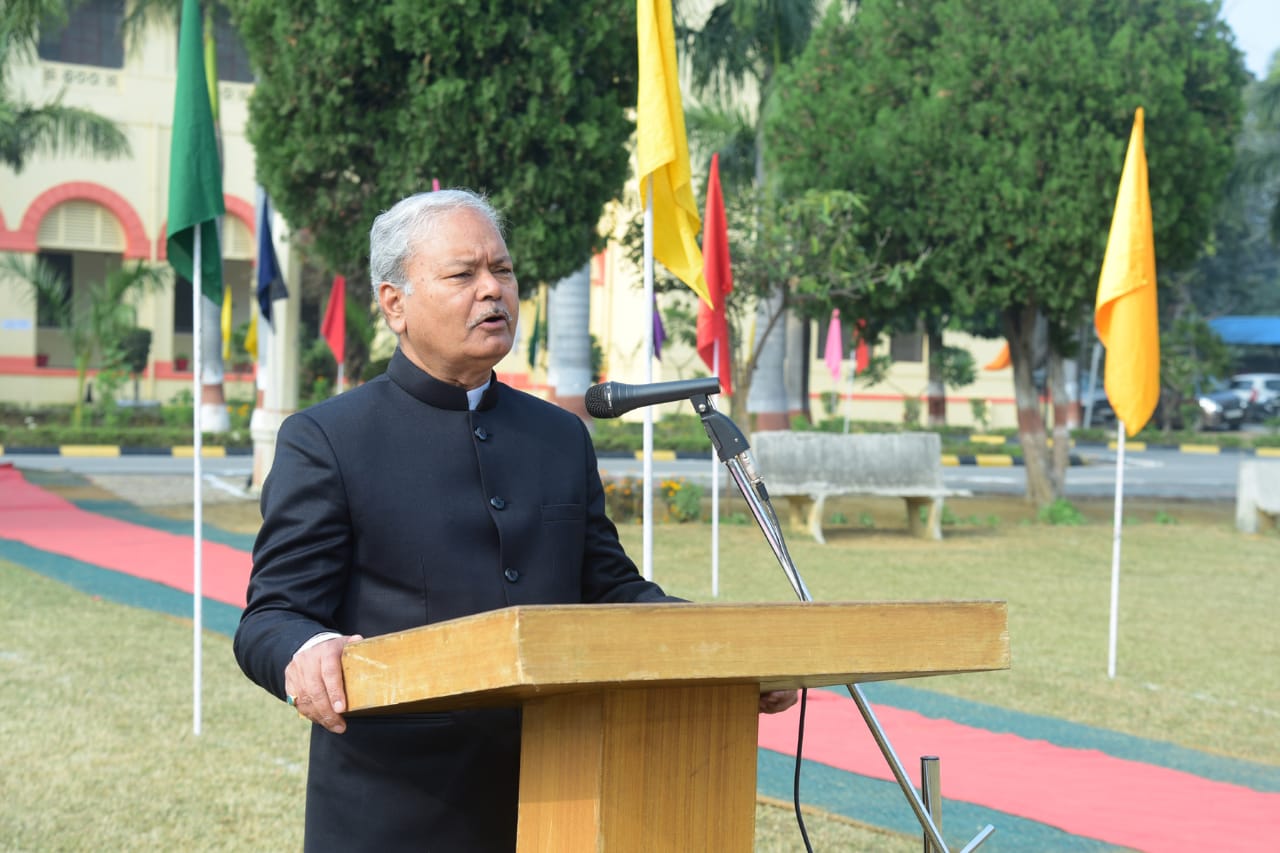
233 188 793 851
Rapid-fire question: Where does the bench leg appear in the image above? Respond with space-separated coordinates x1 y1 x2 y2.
905 497 944 541
808 495 827 545
785 496 813 536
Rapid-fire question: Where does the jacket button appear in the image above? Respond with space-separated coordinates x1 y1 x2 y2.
474 426 489 441
490 496 506 510
504 568 519 583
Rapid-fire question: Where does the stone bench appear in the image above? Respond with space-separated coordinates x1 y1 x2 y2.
749 431 967 543
1236 459 1280 534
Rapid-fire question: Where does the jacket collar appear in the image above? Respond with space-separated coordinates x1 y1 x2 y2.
386 348 500 411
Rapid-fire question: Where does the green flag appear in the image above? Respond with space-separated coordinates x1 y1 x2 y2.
167 0 224 302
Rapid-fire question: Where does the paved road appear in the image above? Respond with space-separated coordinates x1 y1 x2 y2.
946 446 1246 500
2 443 1250 501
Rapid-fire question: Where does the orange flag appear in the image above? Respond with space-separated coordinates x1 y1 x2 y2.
1095 108 1159 437
696 153 733 393
984 342 1011 371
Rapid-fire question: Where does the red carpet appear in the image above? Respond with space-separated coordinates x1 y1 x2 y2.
758 689 1280 852
0 465 251 607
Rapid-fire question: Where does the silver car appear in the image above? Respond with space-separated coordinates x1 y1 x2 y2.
1229 374 1280 421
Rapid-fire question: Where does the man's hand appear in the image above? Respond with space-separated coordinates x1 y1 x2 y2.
284 634 364 733
758 689 799 715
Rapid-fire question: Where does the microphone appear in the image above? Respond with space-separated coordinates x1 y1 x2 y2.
584 377 721 419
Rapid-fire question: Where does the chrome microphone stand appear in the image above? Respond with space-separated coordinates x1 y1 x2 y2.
690 393 994 853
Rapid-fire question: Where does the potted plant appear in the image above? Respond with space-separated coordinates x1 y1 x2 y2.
173 352 189 371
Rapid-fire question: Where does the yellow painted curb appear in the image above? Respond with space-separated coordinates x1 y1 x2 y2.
634 449 676 462
1109 440 1147 451
59 445 121 457
969 435 1006 445
172 446 228 458
941 454 960 466
976 454 1014 467
1178 444 1220 455
1256 447 1280 458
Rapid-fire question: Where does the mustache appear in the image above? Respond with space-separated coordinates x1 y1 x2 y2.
469 307 512 329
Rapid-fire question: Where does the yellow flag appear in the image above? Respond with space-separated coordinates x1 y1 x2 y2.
1095 108 1159 437
221 284 232 361
244 306 258 361
636 0 709 305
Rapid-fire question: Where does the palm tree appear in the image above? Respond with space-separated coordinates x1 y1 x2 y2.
0 0 130 172
678 0 820 429
1 255 168 427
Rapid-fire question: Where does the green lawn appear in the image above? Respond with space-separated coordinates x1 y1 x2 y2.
1 490 1275 851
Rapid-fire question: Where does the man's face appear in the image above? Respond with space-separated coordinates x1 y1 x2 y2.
379 207 519 388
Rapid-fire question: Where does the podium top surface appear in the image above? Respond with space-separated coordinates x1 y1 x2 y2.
342 601 1009 714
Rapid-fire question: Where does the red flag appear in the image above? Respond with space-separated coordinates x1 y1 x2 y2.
696 153 733 394
853 322 870 374
321 274 346 365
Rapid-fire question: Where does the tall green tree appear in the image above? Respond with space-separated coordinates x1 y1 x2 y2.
226 0 638 295
771 0 1247 506
1 0 130 172
1183 56 1280 318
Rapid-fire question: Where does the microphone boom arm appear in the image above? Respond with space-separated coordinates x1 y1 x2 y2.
688 394 993 853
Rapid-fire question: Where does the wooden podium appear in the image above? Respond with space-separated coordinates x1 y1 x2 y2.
341 601 1009 852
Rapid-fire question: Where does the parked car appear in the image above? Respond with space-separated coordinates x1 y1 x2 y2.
1081 385 1117 427
1193 382 1246 431
1081 382 1244 431
1228 373 1280 422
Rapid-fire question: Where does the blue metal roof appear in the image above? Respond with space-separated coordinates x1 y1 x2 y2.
1208 316 1280 346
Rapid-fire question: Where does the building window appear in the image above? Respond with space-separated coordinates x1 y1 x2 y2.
174 276 194 333
889 330 923 363
213 8 254 83
35 252 74 328
171 6 254 83
38 0 125 69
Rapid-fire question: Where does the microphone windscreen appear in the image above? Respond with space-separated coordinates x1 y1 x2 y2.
584 383 615 419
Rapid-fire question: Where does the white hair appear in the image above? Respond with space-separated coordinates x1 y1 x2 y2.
368 189 504 296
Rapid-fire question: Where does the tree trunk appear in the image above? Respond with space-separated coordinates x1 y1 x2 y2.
1059 354 1081 429
73 356 89 429
1005 306 1059 508
546 263 592 423
926 328 946 427
746 291 789 431
784 310 808 424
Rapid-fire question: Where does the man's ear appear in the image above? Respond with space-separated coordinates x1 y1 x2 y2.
378 282 406 335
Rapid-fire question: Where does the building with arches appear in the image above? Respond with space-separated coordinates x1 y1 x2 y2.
0 0 264 408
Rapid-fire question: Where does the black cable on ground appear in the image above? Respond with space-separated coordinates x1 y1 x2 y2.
793 687 813 853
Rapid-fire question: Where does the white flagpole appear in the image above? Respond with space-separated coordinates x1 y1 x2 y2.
191 228 205 736
642 176 655 581
1107 423 1126 679
710 339 720 598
